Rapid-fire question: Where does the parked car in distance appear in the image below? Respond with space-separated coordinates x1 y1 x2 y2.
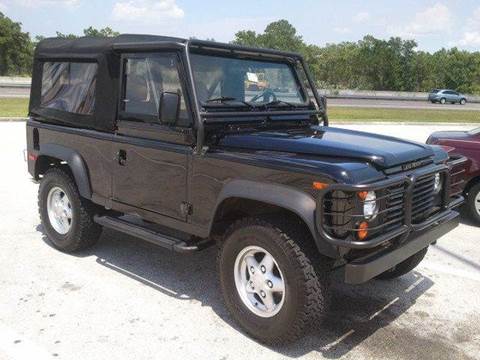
428 89 467 105
27 34 466 344
427 128 480 223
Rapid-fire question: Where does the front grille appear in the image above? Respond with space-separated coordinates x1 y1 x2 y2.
411 174 436 223
384 183 406 232
319 163 465 246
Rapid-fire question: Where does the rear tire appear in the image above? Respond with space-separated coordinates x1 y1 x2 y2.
376 247 428 280
466 183 480 225
440 98 446 104
218 217 330 345
38 168 102 252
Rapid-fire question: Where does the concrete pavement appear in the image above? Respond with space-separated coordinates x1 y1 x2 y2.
0 122 479 360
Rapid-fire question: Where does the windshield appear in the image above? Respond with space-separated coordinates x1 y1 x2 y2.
468 127 480 135
190 53 309 108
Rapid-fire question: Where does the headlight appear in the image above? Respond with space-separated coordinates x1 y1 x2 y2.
434 173 442 194
359 191 378 219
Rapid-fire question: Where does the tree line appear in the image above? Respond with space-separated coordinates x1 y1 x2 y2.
233 20 480 95
1 13 479 95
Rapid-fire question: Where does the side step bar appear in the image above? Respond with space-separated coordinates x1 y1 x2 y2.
94 216 207 253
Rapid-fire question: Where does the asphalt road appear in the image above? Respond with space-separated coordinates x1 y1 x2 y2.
0 122 479 360
328 98 480 111
2 86 480 111
0 87 29 98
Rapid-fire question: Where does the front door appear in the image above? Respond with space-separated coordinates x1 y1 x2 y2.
112 52 193 221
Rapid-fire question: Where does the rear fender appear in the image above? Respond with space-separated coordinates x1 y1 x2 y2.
37 144 92 199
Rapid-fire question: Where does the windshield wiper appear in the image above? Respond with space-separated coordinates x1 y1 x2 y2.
261 100 301 108
203 96 257 110
205 96 237 103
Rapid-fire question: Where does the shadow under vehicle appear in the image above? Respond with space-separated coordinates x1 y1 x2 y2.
26 34 465 344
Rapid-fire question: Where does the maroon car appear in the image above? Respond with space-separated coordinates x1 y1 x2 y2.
427 127 480 223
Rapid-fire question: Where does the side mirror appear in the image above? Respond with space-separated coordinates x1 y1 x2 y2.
320 95 327 110
159 91 180 125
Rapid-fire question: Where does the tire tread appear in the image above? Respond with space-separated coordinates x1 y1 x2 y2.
38 167 101 252
218 216 330 345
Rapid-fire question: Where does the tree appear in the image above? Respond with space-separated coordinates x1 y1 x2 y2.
0 12 33 76
261 20 304 52
233 20 305 52
232 30 259 47
56 26 119 39
83 26 119 38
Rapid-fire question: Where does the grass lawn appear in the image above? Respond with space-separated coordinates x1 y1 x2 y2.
329 106 480 123
0 98 479 123
0 98 28 118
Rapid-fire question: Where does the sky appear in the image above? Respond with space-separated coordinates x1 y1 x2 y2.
1 0 480 52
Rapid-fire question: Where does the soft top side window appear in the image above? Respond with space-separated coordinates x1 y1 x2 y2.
120 53 190 127
41 62 97 115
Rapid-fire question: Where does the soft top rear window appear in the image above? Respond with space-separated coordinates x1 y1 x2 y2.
41 62 97 115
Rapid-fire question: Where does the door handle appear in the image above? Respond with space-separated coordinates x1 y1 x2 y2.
117 149 127 166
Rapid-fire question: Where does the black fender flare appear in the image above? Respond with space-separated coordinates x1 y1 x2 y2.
37 144 92 199
211 180 337 258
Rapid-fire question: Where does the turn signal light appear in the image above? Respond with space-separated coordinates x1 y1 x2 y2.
312 182 328 190
357 221 369 240
357 191 368 201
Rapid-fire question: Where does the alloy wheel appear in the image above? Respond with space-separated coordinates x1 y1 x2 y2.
234 246 286 317
47 186 73 235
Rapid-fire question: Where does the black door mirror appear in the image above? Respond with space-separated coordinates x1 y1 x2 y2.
320 95 327 110
159 91 180 125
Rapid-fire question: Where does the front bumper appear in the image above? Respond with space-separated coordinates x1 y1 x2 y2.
343 209 459 284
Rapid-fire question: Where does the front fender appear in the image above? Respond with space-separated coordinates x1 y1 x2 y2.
211 179 337 258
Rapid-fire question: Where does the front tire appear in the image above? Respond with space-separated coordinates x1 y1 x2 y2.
440 98 446 104
376 247 428 280
460 98 467 105
218 217 330 345
38 168 102 252
466 183 480 224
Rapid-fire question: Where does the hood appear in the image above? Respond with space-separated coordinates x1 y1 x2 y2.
427 129 480 151
217 126 434 169
429 130 469 139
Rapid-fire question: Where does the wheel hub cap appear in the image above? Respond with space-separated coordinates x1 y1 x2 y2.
234 246 285 317
47 187 72 235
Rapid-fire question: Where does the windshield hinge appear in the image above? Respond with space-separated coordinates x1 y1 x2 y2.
194 146 209 156
180 202 193 216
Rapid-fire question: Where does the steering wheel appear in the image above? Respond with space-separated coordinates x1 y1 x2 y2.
250 88 277 103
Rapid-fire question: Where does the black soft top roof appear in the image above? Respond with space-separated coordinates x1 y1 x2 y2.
35 34 188 59
35 34 303 60
30 34 306 132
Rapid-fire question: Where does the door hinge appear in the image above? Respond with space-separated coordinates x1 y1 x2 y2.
180 202 193 216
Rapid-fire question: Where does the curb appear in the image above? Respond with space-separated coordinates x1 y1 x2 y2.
325 94 480 104
331 121 480 126
0 117 28 121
